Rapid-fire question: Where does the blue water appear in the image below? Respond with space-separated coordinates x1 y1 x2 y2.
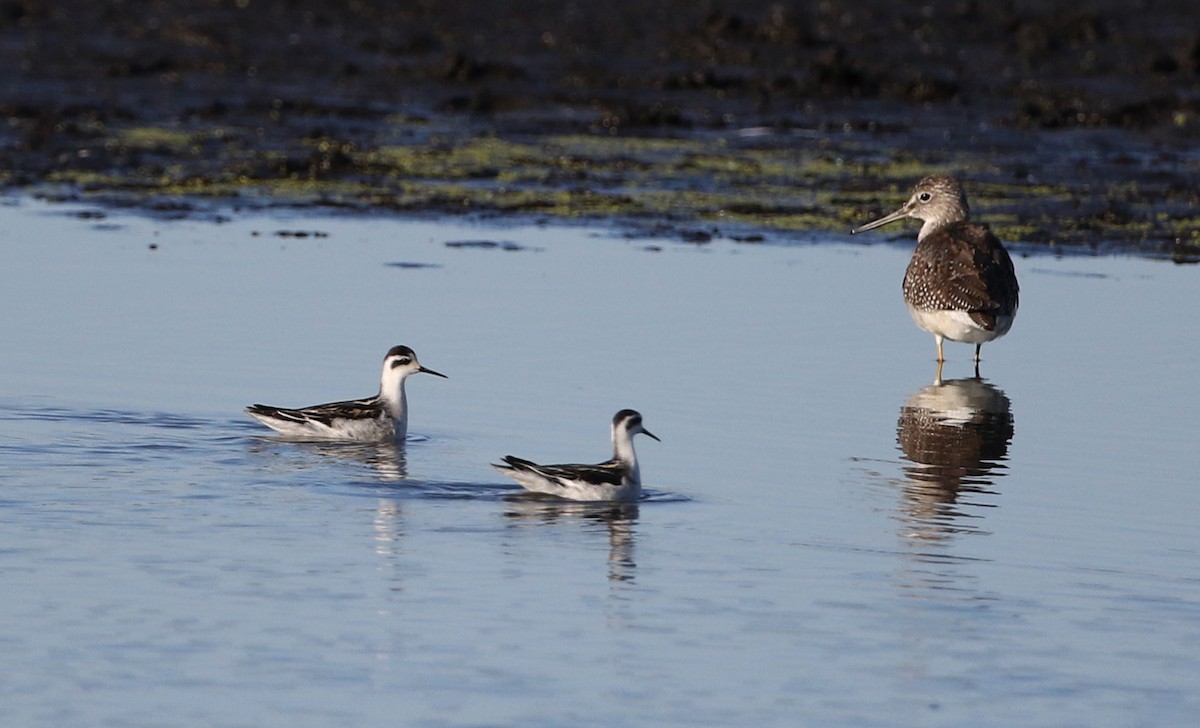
1 197 1198 726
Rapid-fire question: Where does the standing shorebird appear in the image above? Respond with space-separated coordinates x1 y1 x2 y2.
245 345 447 441
493 409 660 502
852 176 1019 364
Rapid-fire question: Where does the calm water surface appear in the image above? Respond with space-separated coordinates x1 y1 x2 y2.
1 198 1198 727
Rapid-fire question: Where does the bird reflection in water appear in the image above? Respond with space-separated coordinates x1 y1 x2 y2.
250 438 410 481
504 498 639 583
313 441 409 481
372 498 405 561
895 376 1014 542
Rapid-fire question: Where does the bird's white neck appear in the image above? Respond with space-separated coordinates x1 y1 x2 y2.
917 219 944 242
380 377 409 433
612 428 639 473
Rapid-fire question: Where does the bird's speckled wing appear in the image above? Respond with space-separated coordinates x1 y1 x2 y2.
903 222 1019 329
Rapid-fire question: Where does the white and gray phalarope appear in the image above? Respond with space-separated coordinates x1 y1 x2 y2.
245 345 446 441
493 409 659 502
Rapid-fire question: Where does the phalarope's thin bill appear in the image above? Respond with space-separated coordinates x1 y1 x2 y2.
245 345 446 441
852 176 1019 364
493 409 660 502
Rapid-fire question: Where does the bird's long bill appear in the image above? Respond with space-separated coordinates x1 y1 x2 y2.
419 366 448 379
851 207 908 234
643 428 661 442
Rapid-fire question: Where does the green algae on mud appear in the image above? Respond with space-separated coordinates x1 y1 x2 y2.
26 122 1200 256
4 0 1200 260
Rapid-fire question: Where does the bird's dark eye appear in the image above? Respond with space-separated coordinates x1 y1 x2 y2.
918 192 932 202
391 357 411 368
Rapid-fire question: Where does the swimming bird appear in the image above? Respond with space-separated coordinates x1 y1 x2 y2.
493 409 660 502
245 345 446 441
852 176 1019 363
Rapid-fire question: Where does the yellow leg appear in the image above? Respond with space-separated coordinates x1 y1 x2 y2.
935 335 945 363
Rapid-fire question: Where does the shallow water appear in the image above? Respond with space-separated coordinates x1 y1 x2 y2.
2 198 1198 727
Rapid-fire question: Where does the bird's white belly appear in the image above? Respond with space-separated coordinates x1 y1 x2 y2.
506 469 638 502
907 307 1014 344
324 418 396 441
263 416 395 441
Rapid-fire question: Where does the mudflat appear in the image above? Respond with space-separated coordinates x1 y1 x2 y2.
1 0 1196 254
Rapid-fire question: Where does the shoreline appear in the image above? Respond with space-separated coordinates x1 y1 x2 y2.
1 1 1196 256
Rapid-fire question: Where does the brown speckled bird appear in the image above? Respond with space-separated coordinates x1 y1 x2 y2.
852 176 1019 363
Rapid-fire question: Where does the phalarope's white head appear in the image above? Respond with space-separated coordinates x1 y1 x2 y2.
493 409 660 502
852 176 1019 364
245 345 447 441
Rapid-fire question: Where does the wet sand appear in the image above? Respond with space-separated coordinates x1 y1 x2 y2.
0 0 1196 254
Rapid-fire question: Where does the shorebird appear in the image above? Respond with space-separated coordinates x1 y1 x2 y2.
493 409 660 502
245 345 446 441
852 176 1019 363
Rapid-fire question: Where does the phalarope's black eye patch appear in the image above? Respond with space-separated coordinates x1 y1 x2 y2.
391 357 412 368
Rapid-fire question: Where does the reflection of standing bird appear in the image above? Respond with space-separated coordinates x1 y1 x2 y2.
897 377 1013 506
853 176 1019 363
494 409 659 502
245 345 447 441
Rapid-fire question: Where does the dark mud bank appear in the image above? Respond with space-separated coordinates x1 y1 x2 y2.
0 0 1196 257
